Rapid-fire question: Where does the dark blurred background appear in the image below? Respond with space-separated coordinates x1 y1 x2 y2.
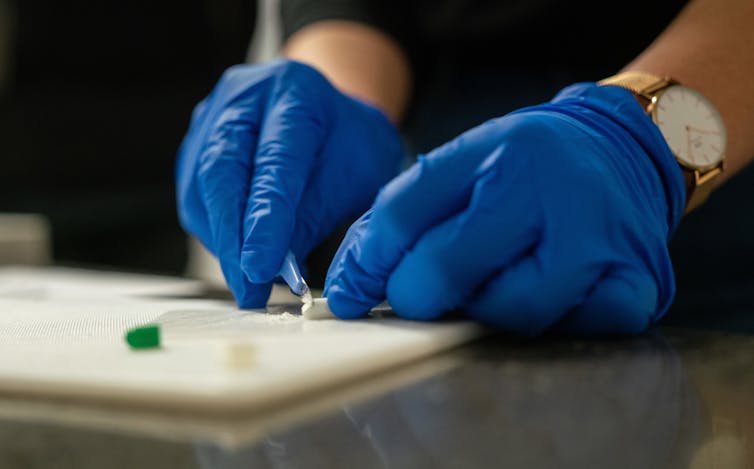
0 0 256 274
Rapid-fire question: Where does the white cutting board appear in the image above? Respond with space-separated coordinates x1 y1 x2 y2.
0 267 483 411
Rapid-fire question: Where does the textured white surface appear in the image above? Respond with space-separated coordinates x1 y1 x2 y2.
0 267 483 411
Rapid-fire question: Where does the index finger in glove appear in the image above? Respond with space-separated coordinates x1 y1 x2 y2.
240 75 327 284
324 119 516 318
385 159 541 320
196 100 272 308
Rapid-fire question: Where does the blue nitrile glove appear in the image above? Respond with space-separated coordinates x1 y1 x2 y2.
176 59 403 307
324 82 686 335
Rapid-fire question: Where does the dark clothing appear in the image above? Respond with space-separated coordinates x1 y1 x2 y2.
282 0 686 89
281 0 687 150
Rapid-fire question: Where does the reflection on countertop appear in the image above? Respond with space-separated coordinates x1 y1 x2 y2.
2 328 754 469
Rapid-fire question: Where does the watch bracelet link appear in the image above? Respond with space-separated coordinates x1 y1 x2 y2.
687 164 723 212
597 71 673 99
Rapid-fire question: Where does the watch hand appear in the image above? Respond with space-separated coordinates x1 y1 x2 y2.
686 125 720 136
686 125 693 161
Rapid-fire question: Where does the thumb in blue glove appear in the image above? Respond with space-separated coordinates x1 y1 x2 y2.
176 59 403 307
324 82 686 335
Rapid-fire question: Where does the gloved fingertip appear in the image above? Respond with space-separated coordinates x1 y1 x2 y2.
324 285 374 320
240 248 281 284
233 281 273 310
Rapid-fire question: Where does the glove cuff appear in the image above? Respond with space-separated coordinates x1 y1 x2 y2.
551 83 686 238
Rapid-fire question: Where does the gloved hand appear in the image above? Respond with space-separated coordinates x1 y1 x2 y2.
176 59 403 307
324 82 686 335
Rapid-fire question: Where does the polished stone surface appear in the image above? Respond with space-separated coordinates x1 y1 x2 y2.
2 321 753 469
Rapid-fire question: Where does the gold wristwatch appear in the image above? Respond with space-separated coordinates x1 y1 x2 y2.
598 71 727 213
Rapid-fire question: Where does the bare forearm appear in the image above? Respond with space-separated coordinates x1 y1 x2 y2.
283 20 412 124
625 0 754 186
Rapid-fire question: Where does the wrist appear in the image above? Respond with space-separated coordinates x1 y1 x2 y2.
283 21 412 124
623 89 694 211
552 83 687 235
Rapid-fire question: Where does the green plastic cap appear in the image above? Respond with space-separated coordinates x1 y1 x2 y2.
126 324 161 349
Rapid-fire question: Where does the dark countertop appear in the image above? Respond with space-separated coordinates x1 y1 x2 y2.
2 321 753 469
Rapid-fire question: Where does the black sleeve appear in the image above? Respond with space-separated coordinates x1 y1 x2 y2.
280 0 414 60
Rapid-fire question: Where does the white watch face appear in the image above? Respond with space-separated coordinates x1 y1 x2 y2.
653 85 726 169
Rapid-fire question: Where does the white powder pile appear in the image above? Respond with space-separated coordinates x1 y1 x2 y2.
302 297 335 320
